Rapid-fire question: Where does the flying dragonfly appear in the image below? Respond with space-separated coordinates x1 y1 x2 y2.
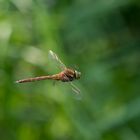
16 50 81 94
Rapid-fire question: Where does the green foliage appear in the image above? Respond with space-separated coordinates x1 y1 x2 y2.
0 0 140 139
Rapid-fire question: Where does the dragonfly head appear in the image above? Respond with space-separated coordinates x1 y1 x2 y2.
75 70 81 79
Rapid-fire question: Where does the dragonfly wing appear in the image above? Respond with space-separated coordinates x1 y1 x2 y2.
70 82 82 100
70 82 81 94
49 50 66 70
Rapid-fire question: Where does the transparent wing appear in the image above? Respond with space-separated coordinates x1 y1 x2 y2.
49 50 66 70
70 82 82 100
70 82 80 94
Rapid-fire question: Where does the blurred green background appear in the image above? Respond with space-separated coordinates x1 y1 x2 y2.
0 0 140 140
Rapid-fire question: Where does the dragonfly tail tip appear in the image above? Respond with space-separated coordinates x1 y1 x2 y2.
15 81 19 84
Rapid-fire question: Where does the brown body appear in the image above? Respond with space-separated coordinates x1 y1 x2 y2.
16 68 77 83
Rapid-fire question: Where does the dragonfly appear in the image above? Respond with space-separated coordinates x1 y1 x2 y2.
16 50 81 94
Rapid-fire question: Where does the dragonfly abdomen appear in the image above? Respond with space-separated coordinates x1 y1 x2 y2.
16 75 53 83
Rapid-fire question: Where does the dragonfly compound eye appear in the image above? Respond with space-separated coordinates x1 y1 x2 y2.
75 70 81 79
